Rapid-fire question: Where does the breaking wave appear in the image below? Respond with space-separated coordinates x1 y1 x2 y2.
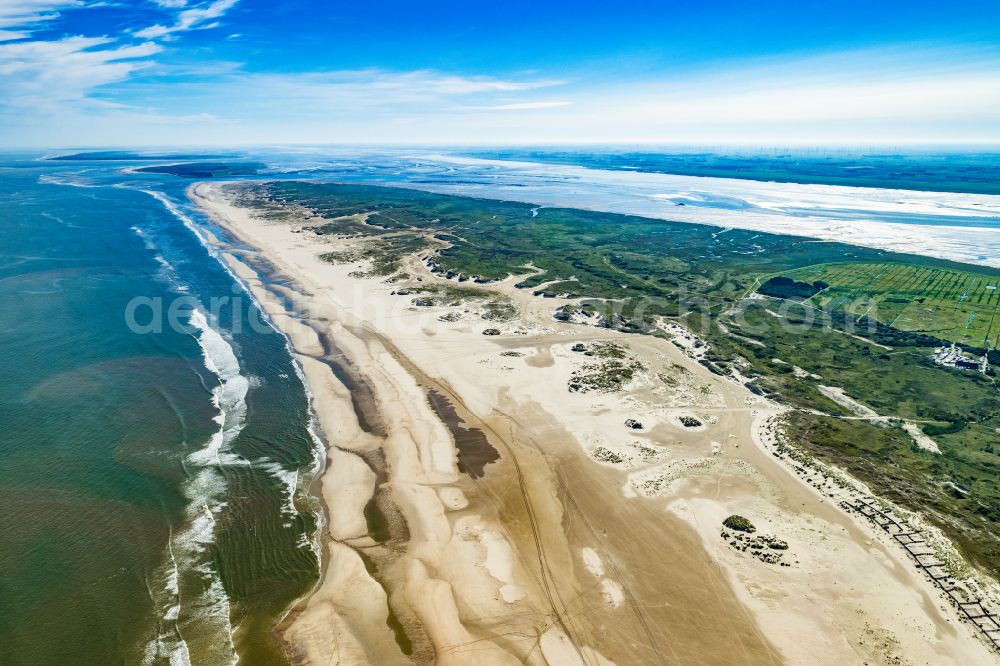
138 188 327 660
143 309 247 666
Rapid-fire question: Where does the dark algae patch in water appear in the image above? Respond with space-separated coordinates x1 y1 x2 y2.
426 389 500 478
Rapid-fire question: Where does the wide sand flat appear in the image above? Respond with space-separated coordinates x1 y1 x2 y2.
191 182 996 665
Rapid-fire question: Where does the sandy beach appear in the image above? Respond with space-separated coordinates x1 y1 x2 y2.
191 181 998 665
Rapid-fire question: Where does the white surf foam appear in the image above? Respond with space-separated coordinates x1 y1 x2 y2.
139 189 217 257
129 225 193 293
187 309 250 466
145 188 326 548
144 309 249 666
254 460 299 520
37 173 102 188
140 185 326 628
132 225 156 250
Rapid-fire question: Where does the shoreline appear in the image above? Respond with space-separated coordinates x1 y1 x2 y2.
190 180 998 665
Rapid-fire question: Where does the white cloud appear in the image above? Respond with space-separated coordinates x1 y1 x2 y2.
134 0 238 40
483 101 572 110
0 35 161 109
212 69 565 111
0 62 571 145
0 0 80 41
0 1 169 114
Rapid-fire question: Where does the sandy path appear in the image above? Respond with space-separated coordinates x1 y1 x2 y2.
190 181 996 665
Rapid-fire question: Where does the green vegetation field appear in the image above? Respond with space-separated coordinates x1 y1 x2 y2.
774 262 1000 349
233 181 1000 575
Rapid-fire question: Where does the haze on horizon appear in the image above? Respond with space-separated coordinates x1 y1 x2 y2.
1 0 999 148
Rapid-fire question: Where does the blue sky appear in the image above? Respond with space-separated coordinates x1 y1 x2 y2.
1 0 999 147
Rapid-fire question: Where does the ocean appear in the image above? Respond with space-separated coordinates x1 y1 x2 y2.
2 147 999 664
0 155 321 665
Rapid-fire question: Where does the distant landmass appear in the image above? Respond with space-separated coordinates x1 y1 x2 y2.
134 162 266 177
48 151 238 161
464 149 1000 196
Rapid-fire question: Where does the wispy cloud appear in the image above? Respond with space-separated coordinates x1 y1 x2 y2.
134 0 239 40
0 0 232 115
0 0 80 41
217 69 565 110
0 35 160 109
482 101 572 110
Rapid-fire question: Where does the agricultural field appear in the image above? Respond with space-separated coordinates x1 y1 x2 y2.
773 262 1000 350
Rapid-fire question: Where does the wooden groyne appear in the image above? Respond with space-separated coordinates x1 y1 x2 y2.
844 498 1000 652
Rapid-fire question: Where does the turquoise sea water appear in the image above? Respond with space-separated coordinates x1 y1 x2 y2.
0 156 320 665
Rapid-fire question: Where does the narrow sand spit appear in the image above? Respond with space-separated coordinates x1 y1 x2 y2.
191 182 997 665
